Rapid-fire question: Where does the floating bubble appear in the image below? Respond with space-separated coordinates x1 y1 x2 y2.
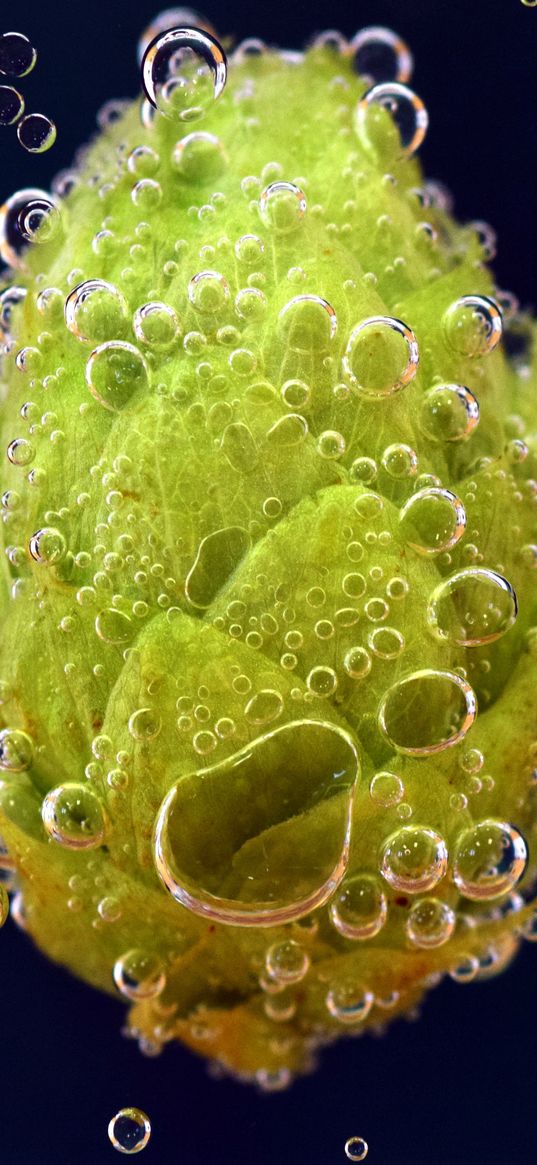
141 27 227 121
278 295 337 352
420 383 479 442
442 295 502 358
345 1137 369 1162
108 1108 151 1155
17 197 61 244
453 820 528 901
259 181 307 233
0 84 24 125
325 979 373 1024
85 341 149 412
113 949 166 1000
427 568 517 647
153 719 359 926
342 316 419 397
0 32 37 78
0 727 33 772
65 279 129 344
29 526 66 565
381 825 448 892
356 82 428 157
0 186 52 268
399 487 466 555
42 782 107 849
137 9 217 65
350 26 412 85
329 873 387 939
378 669 477 755
17 113 56 153
133 301 181 348
265 939 310 983
172 130 226 180
406 897 456 947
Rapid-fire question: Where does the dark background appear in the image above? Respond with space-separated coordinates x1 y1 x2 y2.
1 0 536 1161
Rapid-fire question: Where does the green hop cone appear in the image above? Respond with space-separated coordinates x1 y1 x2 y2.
1 24 537 1086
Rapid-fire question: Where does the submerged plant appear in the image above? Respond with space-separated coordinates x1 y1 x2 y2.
1 15 536 1089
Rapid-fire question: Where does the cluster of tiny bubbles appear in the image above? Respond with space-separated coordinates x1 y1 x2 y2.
136 8 218 65
420 383 480 442
259 181 307 233
452 820 528 900
0 726 33 771
329 872 387 939
355 81 428 158
85 341 149 412
0 31 36 77
41 782 107 849
113 949 166 1000
426 568 518 647
17 112 56 153
141 26 227 121
108 1108 151 1155
0 186 55 268
378 669 476 755
133 301 181 348
325 978 374 1025
344 1136 369 1162
406 897 456 948
380 825 448 892
442 294 503 358
265 938 310 983
350 25 413 85
399 487 466 555
342 316 419 397
29 526 66 564
65 279 129 344
0 84 24 125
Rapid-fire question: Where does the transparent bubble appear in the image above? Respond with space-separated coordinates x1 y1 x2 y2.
95 608 133 644
350 25 413 85
379 669 476 756
129 708 162 741
17 197 61 244
141 27 227 121
17 113 56 153
310 30 349 54
369 770 404 807
265 939 310 983
381 825 448 892
137 9 217 65
420 383 479 442
235 233 265 265
278 295 337 352
235 288 267 321
86 341 149 412
349 457 377 485
65 279 129 345
127 144 160 176
343 646 372 679
259 181 307 233
329 873 387 939
381 443 418 478
133 301 181 348
113 949 166 1000
343 316 419 397
453 820 528 901
399 487 466 555
406 897 456 947
0 84 24 125
185 527 251 608
306 665 338 698
108 1108 151 1155
442 295 502 358
6 438 34 467
42 783 107 849
0 186 52 268
29 526 66 565
0 285 26 336
325 979 374 1024
345 1137 369 1162
153 719 359 926
131 178 162 209
0 32 36 77
172 130 226 181
245 689 283 725
427 568 518 647
0 727 33 772
356 82 428 157
188 269 230 313
317 430 345 459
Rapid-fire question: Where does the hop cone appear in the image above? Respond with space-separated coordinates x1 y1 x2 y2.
1 27 537 1086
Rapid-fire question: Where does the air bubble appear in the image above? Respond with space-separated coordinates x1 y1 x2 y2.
406 897 456 947
381 825 448 892
345 1137 369 1162
0 727 33 772
442 295 502 358
325 979 373 1025
141 27 227 121
137 9 217 64
42 783 107 849
369 770 404 806
0 85 24 125
399 488 466 555
108 1108 151 1155
245 689 283 725
420 383 479 442
356 82 428 157
17 113 56 153
0 32 36 78
6 438 34 466
343 316 419 397
329 873 387 939
172 129 226 181
265 939 310 983
0 186 52 268
427 568 517 647
278 295 337 352
86 342 149 412
29 526 66 565
378 669 477 755
381 443 418 478
65 280 129 345
188 269 230 312
343 646 371 679
133 301 181 349
259 181 307 233
350 26 412 85
17 197 61 244
95 608 133 644
113 949 166 1000
453 820 528 901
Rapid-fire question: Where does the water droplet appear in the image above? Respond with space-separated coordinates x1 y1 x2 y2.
42 783 107 849
420 383 479 442
399 488 466 555
442 295 502 358
427 568 517 647
453 820 528 901
343 316 419 397
17 113 56 153
86 341 149 412
351 25 412 84
325 979 373 1024
172 130 226 180
369 770 404 807
0 186 52 268
379 669 476 756
406 897 456 947
329 873 387 939
381 825 448 892
356 82 428 157
108 1108 151 1155
0 727 33 772
345 1137 369 1162
17 197 61 244
0 84 24 125
259 181 307 233
113 949 166 1000
278 295 337 352
133 301 181 348
185 526 250 608
265 939 310 983
188 269 230 313
141 27 227 121
65 279 129 344
29 526 66 565
154 719 359 926
0 32 36 77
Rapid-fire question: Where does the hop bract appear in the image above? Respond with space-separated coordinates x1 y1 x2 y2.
1 21 537 1087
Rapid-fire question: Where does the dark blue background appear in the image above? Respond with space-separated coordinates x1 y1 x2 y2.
1 0 536 1161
